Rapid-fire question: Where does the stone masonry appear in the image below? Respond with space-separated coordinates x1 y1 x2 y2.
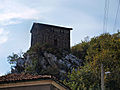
30 23 72 50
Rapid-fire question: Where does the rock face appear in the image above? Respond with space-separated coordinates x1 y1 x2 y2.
41 52 83 72
29 52 82 79
13 51 83 79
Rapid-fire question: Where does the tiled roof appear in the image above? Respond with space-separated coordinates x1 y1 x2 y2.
0 73 54 83
0 73 71 90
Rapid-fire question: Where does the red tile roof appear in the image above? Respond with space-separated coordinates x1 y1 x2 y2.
0 73 54 83
0 73 71 90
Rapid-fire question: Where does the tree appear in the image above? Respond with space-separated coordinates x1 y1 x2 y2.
7 53 19 65
71 39 89 61
64 64 100 90
66 33 120 89
85 33 120 89
7 52 25 73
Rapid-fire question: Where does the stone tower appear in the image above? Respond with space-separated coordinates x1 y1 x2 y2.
30 23 72 50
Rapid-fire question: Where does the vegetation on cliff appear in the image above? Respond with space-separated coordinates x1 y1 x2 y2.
8 43 82 80
8 32 120 89
65 32 120 90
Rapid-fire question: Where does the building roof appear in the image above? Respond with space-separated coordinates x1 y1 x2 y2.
35 23 72 30
0 73 71 90
31 23 72 33
0 73 53 84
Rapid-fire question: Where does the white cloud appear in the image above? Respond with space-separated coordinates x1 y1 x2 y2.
0 0 64 26
0 8 39 20
0 0 50 25
0 8 39 25
0 37 8 44
0 28 3 35
0 73 5 76
0 28 9 44
0 20 21 26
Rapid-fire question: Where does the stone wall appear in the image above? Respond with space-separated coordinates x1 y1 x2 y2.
31 23 71 50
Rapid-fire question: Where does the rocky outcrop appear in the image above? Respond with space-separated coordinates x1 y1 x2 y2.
13 51 83 79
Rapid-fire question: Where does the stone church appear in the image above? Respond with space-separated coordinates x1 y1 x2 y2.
30 23 72 50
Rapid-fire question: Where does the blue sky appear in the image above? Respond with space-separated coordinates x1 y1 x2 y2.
0 0 119 76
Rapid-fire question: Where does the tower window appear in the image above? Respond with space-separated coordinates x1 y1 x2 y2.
54 39 57 46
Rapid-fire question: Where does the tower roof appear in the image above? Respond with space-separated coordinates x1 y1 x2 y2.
31 23 72 33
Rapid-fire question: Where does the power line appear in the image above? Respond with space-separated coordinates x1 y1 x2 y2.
103 0 107 33
103 0 110 33
105 0 109 32
113 0 120 32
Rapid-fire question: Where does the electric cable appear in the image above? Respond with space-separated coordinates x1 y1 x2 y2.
113 0 120 32
103 0 109 33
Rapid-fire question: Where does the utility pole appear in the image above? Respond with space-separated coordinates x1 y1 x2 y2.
101 64 104 90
